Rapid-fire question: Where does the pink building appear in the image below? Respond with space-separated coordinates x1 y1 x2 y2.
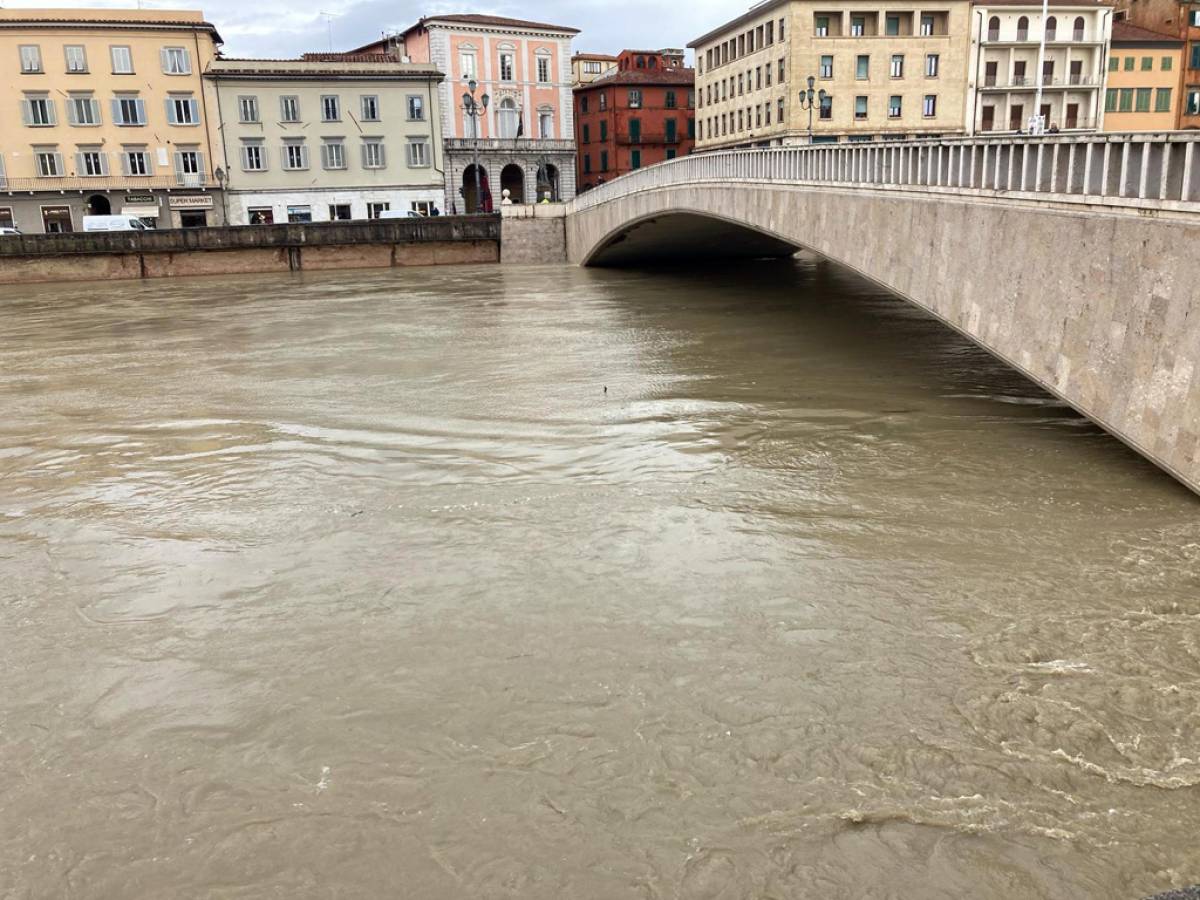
352 14 579 212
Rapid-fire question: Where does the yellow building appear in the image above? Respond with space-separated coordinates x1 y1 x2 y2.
690 0 972 148
572 52 619 85
0 8 226 233
1103 20 1183 131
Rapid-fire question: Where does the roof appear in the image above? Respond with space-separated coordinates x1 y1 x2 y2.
300 52 398 63
412 13 579 34
573 52 619 61
1111 20 1183 44
0 11 222 42
576 67 696 90
206 57 442 80
690 0 788 48
972 0 1114 6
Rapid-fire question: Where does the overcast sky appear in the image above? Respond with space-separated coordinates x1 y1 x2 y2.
6 0 742 59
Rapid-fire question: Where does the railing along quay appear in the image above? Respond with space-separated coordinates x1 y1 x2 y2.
568 132 1200 215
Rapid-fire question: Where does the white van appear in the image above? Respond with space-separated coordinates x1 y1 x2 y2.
377 209 424 220
82 215 152 232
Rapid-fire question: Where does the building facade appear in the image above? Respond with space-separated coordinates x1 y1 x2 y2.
0 8 226 233
572 52 619 84
205 57 444 224
1103 20 1183 129
690 0 972 148
1114 0 1200 126
967 0 1114 134
574 49 696 191
350 13 578 212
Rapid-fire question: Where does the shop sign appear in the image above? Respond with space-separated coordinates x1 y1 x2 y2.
169 195 214 210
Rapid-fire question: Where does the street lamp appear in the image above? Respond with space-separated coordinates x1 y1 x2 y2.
461 79 490 213
798 75 829 144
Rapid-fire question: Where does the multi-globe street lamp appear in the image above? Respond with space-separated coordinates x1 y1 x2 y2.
461 79 490 213
798 75 829 144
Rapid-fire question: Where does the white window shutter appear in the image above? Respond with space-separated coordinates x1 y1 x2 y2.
120 153 130 176
160 48 170 72
174 151 184 182
182 50 191 73
67 101 78 126
377 143 386 168
110 98 121 123
320 144 329 169
75 152 86 174
101 152 110 176
21 100 32 125
165 99 176 124
301 145 309 169
360 143 369 168
53 152 64 176
135 99 146 124
90 98 101 124
189 99 199 123
196 152 205 182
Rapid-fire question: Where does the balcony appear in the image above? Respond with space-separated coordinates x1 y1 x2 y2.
0 174 210 193
445 138 575 153
979 76 1100 91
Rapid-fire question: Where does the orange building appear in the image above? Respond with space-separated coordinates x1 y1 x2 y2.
1104 21 1183 131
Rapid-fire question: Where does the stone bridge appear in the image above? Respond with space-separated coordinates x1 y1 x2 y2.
553 133 1200 495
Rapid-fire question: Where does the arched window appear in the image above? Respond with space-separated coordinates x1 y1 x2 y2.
636 55 645 68
1017 16 1030 40
987 15 1000 40
1045 16 1057 40
1073 16 1086 39
649 56 657 68
497 97 519 139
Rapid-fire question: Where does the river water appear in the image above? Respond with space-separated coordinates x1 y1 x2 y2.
1 259 1198 899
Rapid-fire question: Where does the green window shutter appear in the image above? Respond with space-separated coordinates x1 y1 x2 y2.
1135 87 1152 112
1105 88 1117 112
1118 88 1134 112
1155 87 1172 112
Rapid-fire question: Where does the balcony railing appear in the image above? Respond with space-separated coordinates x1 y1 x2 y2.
445 138 575 153
0 174 210 193
981 76 1100 90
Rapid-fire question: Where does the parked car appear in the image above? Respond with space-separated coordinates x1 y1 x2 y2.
0 226 21 236
82 215 152 232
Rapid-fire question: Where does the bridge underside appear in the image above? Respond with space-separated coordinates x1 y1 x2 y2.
565 183 1200 495
588 212 800 267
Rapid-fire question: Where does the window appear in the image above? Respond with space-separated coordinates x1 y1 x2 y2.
461 52 477 80
923 94 937 117
666 148 676 160
889 95 902 117
629 89 642 107
666 117 678 141
600 120 608 140
110 45 133 74
1162 56 1173 71
583 154 592 174
122 148 151 176
1135 87 1153 111
600 150 609 171
631 149 642 169
921 14 935 36
161 47 191 74
406 140 429 167
819 94 832 119
819 55 833 78
1045 16 1057 40
321 139 345 169
1108 56 1119 72
851 16 865 36
280 96 300 122
64 45 87 73
538 110 553 137
287 205 312 224
581 95 589 114
367 202 389 219
688 89 695 107
816 16 830 36
1119 88 1134 112
629 118 641 143
537 56 550 83
35 148 63 177
361 95 380 121
777 97 784 121
1192 8 1200 25
329 204 352 220
166 94 200 125
407 95 424 120
1142 56 1155 72
411 201 435 216
497 97 519 138
1105 88 1118 112
738 74 744 95
68 94 100 126
987 16 1000 40
19 45 42 73
1073 17 1085 40
666 89 677 109
926 54 939 77
599 92 607 110
76 148 108 176
856 55 869 79
241 141 266 170
1187 90 1200 116
500 52 514 81
113 95 146 126
174 148 203 183
22 94 56 127
855 95 868 119
1017 16 1029 40
238 96 259 123
1125 56 1135 71
362 138 386 168
779 58 785 82
891 54 904 78
1192 44 1200 69
687 117 695 138
582 123 590 144
321 95 340 121
1156 87 1173 112
283 140 309 170
886 15 901 35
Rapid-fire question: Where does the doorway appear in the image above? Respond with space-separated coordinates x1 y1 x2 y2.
981 105 995 131
1065 102 1080 129
500 163 524 203
1009 103 1024 130
86 194 111 216
41 206 73 233
462 164 492 213
179 211 208 228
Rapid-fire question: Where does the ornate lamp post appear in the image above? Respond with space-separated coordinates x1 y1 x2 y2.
798 76 829 144
461 79 490 213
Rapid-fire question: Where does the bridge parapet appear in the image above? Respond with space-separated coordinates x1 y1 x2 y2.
569 132 1200 217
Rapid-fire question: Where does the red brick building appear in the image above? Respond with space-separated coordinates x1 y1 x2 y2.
573 49 696 192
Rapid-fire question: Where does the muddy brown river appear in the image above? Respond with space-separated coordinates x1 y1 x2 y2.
1 259 1198 899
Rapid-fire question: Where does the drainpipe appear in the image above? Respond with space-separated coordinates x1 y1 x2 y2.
973 9 984 136
193 29 220 222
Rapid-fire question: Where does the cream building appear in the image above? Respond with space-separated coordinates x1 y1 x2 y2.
205 57 444 224
690 0 972 148
572 52 619 85
967 0 1114 134
0 8 225 233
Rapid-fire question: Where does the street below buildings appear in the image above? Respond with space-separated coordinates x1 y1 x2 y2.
1 260 1198 898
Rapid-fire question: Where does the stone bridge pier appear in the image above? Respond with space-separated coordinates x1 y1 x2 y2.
553 135 1200 495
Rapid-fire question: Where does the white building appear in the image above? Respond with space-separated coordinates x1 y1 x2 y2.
204 57 445 224
967 0 1114 134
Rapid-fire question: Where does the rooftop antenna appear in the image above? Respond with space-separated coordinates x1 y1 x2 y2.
319 11 339 53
